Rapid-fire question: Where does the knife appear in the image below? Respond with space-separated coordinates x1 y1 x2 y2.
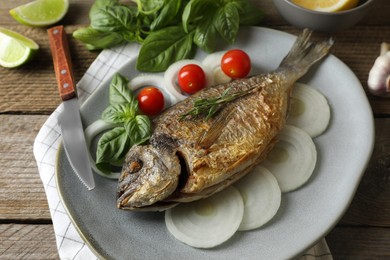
48 25 95 190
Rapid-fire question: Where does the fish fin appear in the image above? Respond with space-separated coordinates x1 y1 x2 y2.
197 107 235 149
279 29 333 76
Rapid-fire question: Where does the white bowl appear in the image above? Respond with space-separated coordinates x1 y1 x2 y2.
273 0 375 32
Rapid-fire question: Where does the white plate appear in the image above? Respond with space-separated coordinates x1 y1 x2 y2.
56 27 374 259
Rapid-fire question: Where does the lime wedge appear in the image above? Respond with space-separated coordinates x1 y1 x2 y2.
0 27 39 68
9 0 69 27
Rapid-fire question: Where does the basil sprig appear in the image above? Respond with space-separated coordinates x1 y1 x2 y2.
73 0 263 71
95 73 151 168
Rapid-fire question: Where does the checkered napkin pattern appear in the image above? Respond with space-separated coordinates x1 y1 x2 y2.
33 43 332 260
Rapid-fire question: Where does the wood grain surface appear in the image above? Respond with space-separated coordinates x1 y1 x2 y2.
0 0 389 259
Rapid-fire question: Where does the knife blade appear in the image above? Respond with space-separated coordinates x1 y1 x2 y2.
48 25 95 190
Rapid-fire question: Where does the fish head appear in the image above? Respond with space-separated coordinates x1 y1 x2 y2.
116 145 181 210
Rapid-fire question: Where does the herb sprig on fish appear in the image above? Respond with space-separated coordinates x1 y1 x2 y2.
179 86 256 120
73 0 264 72
116 29 334 211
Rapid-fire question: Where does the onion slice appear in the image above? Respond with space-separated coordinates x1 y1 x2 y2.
202 51 232 84
165 186 244 248
84 119 120 179
287 83 331 138
164 59 214 101
261 125 317 192
234 166 281 231
129 74 178 107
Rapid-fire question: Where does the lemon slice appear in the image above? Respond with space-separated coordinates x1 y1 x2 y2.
0 27 39 68
292 0 359 12
9 0 69 27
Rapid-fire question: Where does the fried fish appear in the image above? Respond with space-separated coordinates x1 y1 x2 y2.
117 29 333 211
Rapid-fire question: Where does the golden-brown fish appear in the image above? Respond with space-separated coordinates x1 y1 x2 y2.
117 29 333 211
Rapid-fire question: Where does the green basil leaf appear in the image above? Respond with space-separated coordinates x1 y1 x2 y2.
214 2 239 45
150 0 182 31
89 0 119 20
109 73 133 105
239 9 263 26
120 30 142 43
91 5 138 33
73 27 125 50
231 0 264 25
120 29 144 44
101 103 137 124
134 0 165 15
182 0 218 33
124 115 151 145
95 162 112 175
86 44 99 51
193 18 217 53
136 25 196 72
95 127 130 164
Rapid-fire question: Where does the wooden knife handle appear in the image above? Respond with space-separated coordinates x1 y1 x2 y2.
48 25 76 101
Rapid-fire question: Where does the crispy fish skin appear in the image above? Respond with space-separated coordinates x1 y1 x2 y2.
117 29 333 211
154 74 288 194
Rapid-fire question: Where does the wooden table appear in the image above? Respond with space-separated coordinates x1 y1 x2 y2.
0 0 389 258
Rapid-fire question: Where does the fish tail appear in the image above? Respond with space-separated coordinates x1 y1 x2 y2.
278 29 334 77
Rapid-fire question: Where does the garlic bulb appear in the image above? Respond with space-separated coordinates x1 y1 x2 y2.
367 43 390 97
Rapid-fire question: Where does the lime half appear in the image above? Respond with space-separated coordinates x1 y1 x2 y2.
10 0 69 27
0 28 39 68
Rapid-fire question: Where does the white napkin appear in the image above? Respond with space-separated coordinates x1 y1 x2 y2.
33 43 332 260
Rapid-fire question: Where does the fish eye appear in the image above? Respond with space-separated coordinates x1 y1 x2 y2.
128 159 143 174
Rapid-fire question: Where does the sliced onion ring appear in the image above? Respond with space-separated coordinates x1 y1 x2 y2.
287 82 331 138
234 166 281 231
129 74 178 107
165 186 244 248
202 51 232 84
164 59 214 101
261 125 317 192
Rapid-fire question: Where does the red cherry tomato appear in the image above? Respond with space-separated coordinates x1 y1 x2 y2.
221 49 251 79
137 87 165 116
177 64 206 94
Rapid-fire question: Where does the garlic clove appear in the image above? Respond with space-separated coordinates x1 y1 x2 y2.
380 42 390 56
367 43 390 97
